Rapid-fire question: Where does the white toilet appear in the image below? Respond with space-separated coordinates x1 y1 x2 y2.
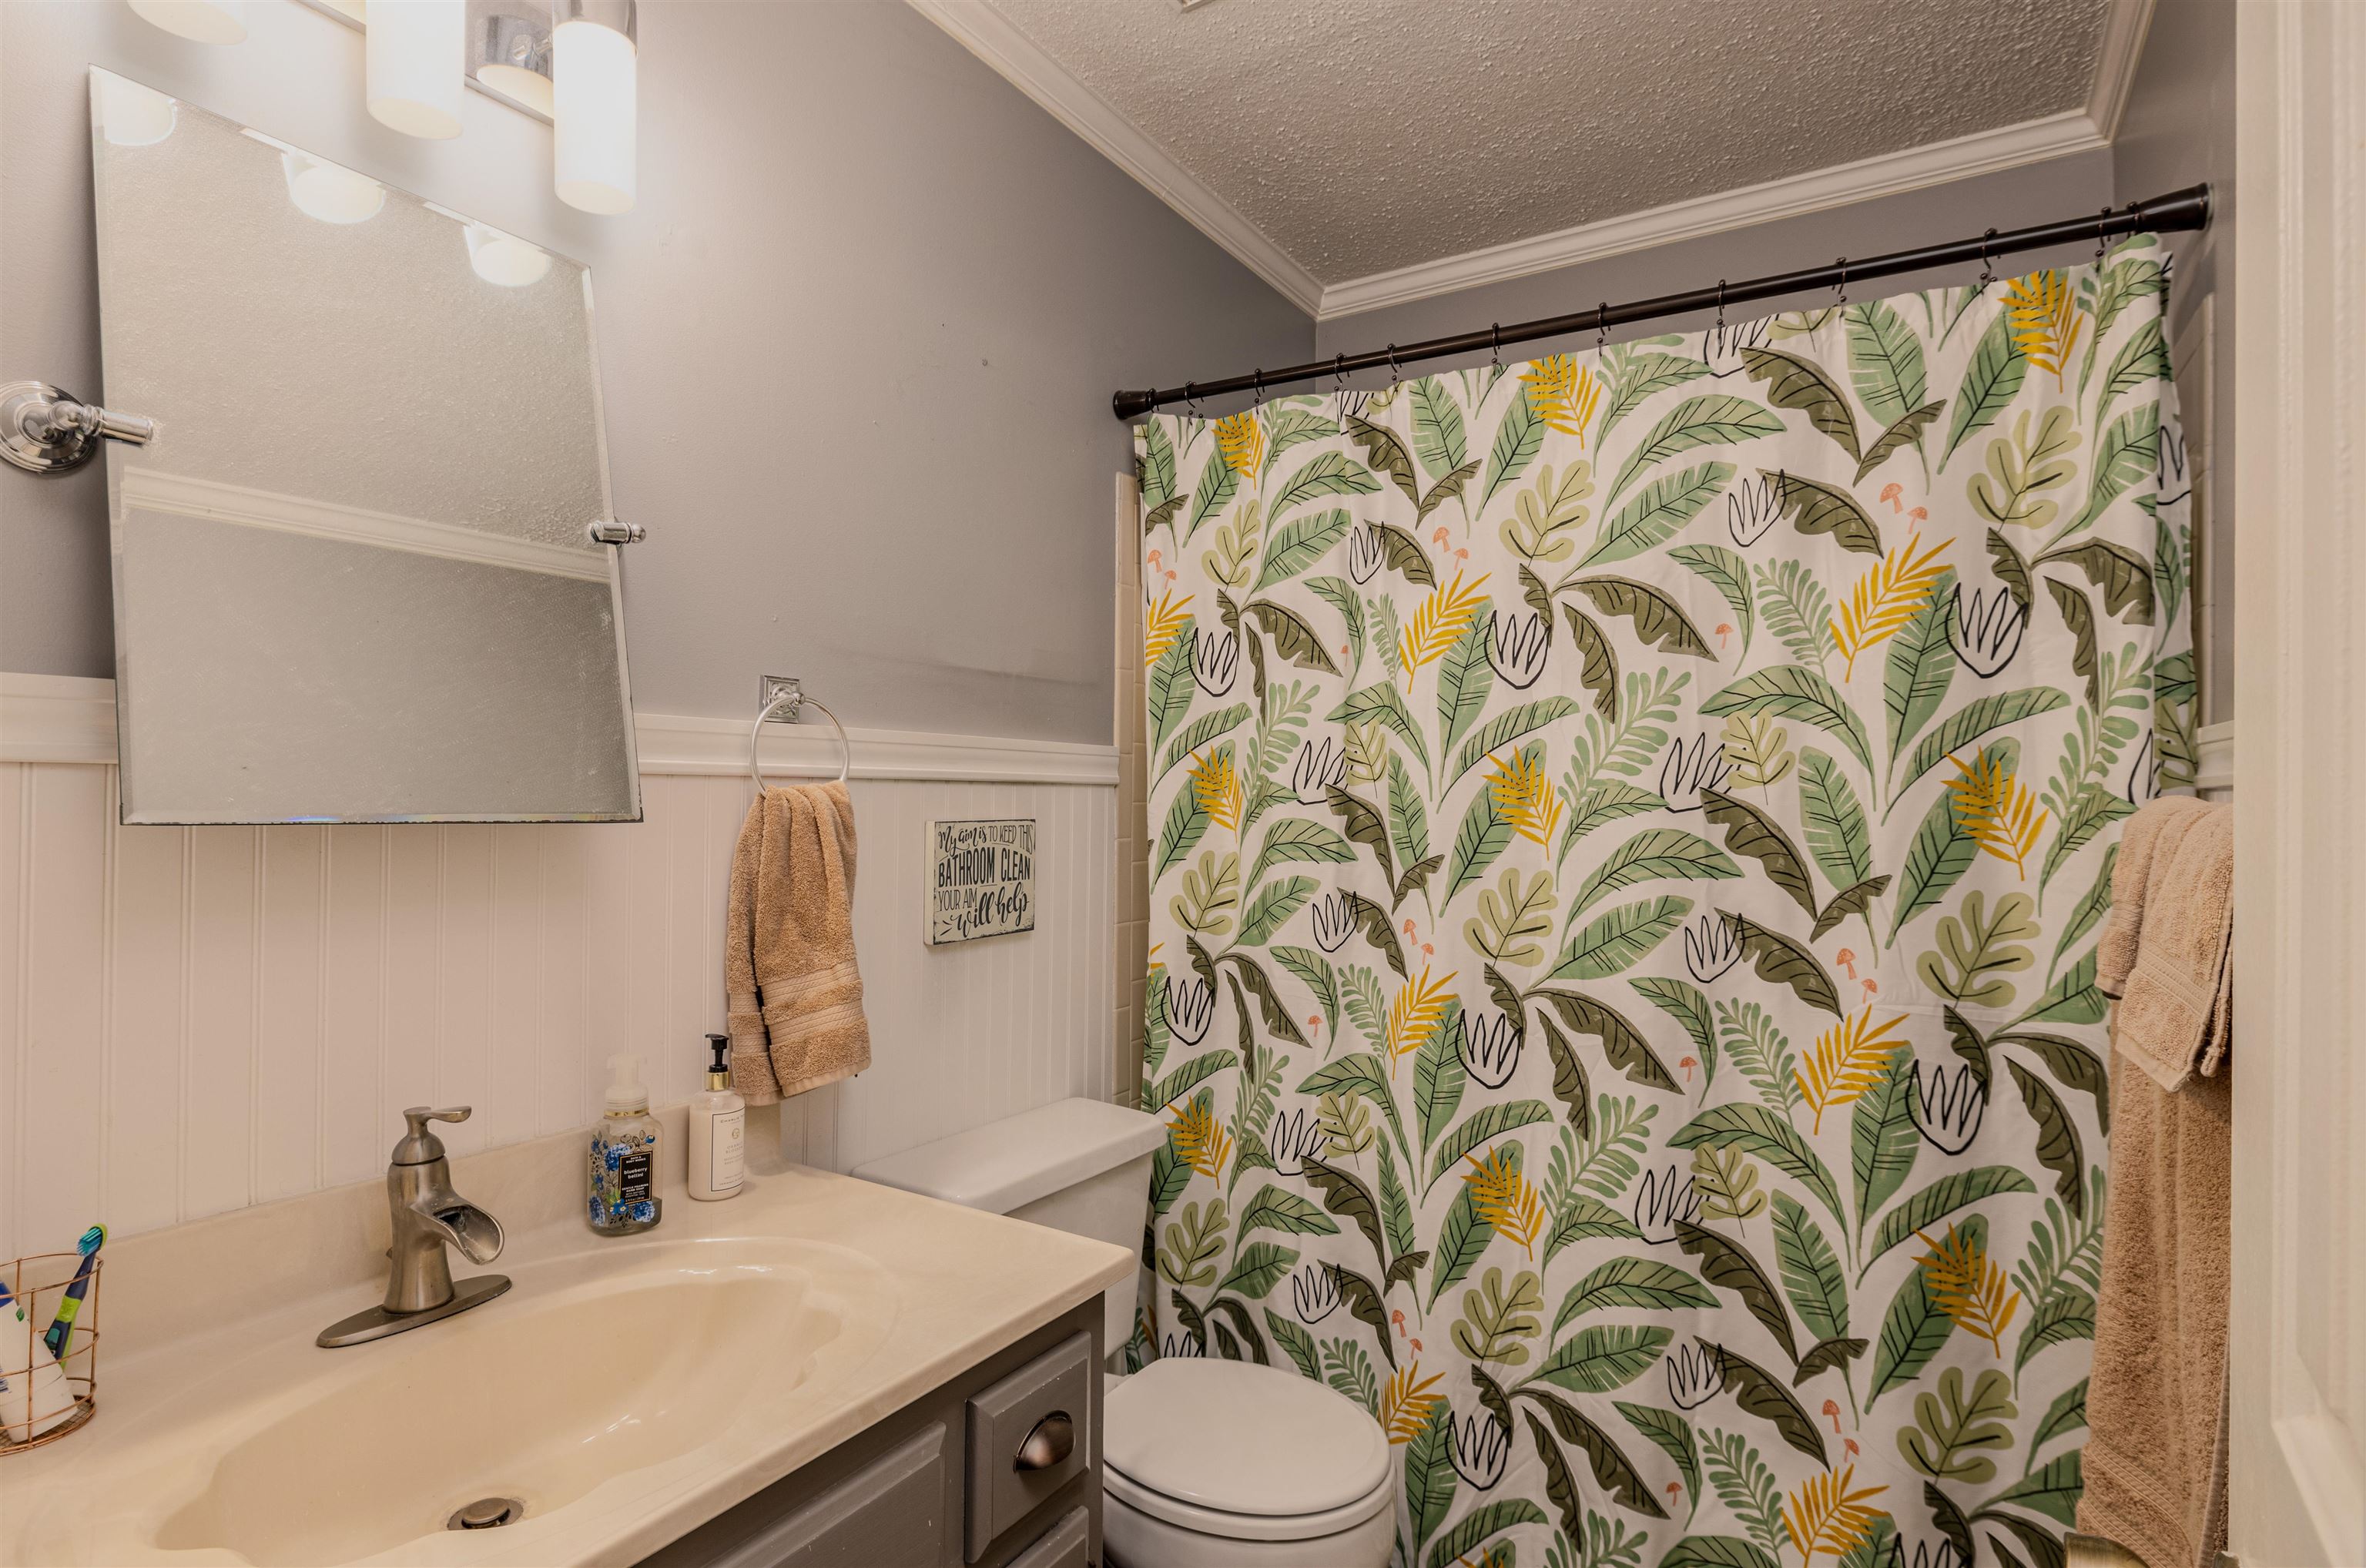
851 1098 1397 1568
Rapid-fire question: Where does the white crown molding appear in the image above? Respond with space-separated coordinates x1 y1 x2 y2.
2086 0 2158 142
1317 108 2110 321
124 468 608 582
2 672 1119 787
914 0 2156 326
904 0 1325 316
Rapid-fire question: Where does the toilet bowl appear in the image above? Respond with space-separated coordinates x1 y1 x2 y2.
850 1099 1396 1568
1099 1359 1395 1568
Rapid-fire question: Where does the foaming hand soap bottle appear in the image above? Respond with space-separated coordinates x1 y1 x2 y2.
688 1034 746 1201
588 1054 662 1235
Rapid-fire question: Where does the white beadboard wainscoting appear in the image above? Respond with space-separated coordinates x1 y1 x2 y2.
0 675 1117 1263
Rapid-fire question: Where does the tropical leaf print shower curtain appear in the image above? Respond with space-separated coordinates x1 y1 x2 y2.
1133 240 2191 1568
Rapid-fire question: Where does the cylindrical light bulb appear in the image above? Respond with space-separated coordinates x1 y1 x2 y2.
365 0 464 140
128 0 248 45
553 12 635 215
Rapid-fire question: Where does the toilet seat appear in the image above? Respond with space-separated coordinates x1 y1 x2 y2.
1102 1359 1394 1543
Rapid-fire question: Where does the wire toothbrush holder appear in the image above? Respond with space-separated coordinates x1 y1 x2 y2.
1 1251 102 1454
748 675 851 792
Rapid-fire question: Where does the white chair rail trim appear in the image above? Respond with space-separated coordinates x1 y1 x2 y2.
0 672 1118 787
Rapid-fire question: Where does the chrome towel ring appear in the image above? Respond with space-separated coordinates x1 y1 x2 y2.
747 677 851 791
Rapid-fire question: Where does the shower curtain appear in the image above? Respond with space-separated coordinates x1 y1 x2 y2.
1133 242 2190 1568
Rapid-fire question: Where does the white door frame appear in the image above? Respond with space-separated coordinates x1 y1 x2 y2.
2227 3 2366 1564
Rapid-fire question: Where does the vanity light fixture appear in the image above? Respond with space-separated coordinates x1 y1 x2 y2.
366 0 466 139
474 8 555 116
128 0 248 45
552 0 636 215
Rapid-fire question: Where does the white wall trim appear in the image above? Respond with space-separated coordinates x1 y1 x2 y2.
913 0 2156 324
906 0 1325 316
2085 0 2157 142
0 672 1119 786
123 468 608 582
1317 109 2110 321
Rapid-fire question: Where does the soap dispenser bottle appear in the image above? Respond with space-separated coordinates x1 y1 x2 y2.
688 1034 746 1201
588 1054 662 1235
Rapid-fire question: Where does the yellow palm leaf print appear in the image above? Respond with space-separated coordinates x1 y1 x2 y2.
1487 748 1564 846
1917 1222 2022 1355
1398 571 1492 689
1143 588 1194 667
1168 1094 1232 1181
1465 1147 1545 1259
2003 269 2083 389
1946 749 2049 877
1213 410 1264 478
1782 1463 1889 1566
1386 966 1459 1070
1188 746 1242 834
1830 532 1949 681
1379 1361 1444 1444
1520 354 1603 443
1795 1007 1909 1134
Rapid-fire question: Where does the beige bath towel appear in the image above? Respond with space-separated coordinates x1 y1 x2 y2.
2096 796 2232 1091
2079 795 2233 1568
723 782 869 1105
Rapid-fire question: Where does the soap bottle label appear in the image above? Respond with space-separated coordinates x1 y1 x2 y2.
710 1108 746 1191
618 1148 652 1205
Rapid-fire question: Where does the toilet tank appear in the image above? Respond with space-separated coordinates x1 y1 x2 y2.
849 1097 1165 1353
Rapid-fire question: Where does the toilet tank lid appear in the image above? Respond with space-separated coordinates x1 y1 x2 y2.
848 1097 1165 1215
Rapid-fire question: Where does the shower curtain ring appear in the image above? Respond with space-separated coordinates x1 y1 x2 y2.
1386 343 1401 385
1834 258 1848 307
1252 368 1263 403
1715 280 1727 331
1596 303 1608 352
1184 381 1199 416
2096 206 2113 263
1978 228 1997 291
1490 323 1502 371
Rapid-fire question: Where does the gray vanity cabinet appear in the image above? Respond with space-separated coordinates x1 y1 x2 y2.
640 1297 1103 1568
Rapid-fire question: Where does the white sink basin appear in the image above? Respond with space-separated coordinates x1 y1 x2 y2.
15 1236 897 1567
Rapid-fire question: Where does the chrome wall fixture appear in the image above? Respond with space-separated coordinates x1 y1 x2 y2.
166 1 638 216
749 676 853 791
0 381 155 474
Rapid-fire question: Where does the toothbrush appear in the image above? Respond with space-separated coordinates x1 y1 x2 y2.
42 1226 104 1359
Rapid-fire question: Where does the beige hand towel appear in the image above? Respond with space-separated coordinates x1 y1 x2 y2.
723 782 869 1105
2078 794 2233 1568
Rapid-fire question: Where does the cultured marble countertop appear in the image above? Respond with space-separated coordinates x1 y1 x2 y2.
0 1107 1134 1567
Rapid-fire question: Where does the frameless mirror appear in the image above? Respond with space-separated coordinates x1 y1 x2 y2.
88 67 638 823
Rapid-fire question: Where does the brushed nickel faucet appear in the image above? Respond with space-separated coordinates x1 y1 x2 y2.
318 1106 511 1348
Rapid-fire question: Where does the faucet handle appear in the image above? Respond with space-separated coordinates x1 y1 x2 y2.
392 1105 472 1165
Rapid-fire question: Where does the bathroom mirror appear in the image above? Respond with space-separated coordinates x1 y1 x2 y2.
87 68 638 823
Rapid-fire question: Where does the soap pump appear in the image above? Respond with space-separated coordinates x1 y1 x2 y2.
688 1034 746 1201
588 1054 662 1235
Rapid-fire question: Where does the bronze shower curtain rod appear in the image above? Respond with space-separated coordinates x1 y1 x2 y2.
1111 182 2212 422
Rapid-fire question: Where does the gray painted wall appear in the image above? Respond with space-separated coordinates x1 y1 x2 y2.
2113 0 2235 724
0 0 1312 744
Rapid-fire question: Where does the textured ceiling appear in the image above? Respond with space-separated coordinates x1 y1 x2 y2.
989 0 2113 283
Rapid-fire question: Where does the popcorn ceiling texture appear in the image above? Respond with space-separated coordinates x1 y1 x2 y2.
992 0 2112 283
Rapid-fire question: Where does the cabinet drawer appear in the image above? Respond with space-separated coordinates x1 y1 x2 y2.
966 1330 1091 1560
1003 1507 1090 1568
711 1422 947 1568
